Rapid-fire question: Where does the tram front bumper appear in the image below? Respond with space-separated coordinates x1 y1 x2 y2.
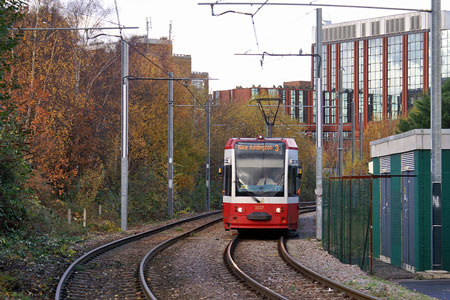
247 212 272 221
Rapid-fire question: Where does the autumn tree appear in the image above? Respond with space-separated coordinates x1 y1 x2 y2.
13 0 119 214
345 119 399 175
0 0 30 233
397 78 450 132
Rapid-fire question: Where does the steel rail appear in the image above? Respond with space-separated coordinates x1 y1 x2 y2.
139 216 223 299
55 211 220 300
278 236 380 300
224 236 289 300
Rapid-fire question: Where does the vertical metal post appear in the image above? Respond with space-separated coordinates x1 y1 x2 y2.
431 0 442 270
370 177 373 274
328 178 331 251
121 40 129 231
315 8 323 241
349 180 352 264
338 68 343 177
352 102 356 176
359 112 363 167
168 72 174 218
206 96 211 211
267 123 273 138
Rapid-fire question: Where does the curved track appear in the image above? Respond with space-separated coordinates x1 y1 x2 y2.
224 236 379 300
55 211 220 300
139 217 222 299
279 236 379 300
221 206 378 300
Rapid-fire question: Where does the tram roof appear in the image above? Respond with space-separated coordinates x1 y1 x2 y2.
225 137 298 150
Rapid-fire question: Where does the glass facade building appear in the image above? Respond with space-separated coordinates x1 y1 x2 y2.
310 11 450 137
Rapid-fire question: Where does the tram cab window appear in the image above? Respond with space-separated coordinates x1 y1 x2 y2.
288 166 299 197
223 165 232 196
234 142 285 197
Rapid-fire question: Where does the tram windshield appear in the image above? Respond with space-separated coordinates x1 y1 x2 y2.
235 142 285 197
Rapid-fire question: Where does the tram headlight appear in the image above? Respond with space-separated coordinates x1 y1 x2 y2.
275 207 284 213
235 207 245 213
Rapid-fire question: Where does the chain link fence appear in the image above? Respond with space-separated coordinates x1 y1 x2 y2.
323 176 373 273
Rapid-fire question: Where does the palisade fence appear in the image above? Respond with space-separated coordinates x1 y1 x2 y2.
323 176 373 273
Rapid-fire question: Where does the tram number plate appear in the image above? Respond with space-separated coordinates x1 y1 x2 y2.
255 205 264 211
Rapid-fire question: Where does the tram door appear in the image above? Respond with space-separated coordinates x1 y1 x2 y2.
401 152 415 270
380 156 391 261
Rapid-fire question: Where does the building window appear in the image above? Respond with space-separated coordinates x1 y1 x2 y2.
359 41 364 117
290 90 296 120
324 91 336 124
323 45 328 91
313 92 316 124
324 92 330 124
368 38 383 121
408 33 423 111
192 79 204 89
331 44 337 91
341 42 354 123
251 88 259 99
269 88 278 97
299 91 304 123
331 92 336 124
442 30 450 81
281 89 286 105
387 35 402 119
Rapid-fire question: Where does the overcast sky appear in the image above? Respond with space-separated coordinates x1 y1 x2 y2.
103 0 450 92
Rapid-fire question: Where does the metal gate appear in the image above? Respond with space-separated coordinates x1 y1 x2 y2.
402 152 415 271
380 156 391 262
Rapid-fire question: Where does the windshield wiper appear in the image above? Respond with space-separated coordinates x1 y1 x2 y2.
248 192 261 203
236 177 261 203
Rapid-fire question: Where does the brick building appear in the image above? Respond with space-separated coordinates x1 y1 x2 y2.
136 37 209 92
213 80 312 123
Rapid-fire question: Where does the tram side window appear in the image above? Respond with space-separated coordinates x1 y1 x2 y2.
223 165 232 196
288 166 298 197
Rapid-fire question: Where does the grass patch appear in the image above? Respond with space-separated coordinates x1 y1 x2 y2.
346 277 435 300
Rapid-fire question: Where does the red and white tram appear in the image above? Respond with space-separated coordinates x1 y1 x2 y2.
220 136 302 232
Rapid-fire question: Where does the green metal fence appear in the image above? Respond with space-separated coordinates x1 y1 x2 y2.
323 176 372 273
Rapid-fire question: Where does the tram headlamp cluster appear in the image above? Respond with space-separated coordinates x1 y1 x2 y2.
275 207 284 213
235 207 245 213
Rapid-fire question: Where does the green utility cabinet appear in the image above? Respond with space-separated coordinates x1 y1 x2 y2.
370 129 450 272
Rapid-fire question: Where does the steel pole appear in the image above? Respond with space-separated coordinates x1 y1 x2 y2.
168 72 174 218
431 0 442 270
359 112 363 175
206 96 211 211
121 40 129 231
338 68 343 177
315 8 323 241
352 102 356 176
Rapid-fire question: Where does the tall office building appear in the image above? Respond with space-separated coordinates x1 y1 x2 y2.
311 11 450 139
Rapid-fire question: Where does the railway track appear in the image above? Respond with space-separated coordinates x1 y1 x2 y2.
224 236 379 300
55 211 221 300
139 217 222 299
140 221 262 300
